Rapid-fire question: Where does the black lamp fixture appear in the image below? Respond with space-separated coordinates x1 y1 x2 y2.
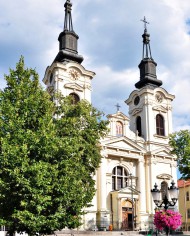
151 180 179 210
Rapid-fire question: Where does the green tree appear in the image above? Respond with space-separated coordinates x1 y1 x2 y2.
169 130 190 179
0 57 108 235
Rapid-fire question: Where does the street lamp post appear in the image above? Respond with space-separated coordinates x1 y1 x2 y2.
127 174 137 231
151 180 179 210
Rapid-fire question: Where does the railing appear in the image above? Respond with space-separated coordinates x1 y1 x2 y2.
181 222 190 231
83 220 155 231
0 221 188 233
83 220 189 232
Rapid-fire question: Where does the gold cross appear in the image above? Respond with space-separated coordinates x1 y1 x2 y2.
115 103 121 112
141 16 149 30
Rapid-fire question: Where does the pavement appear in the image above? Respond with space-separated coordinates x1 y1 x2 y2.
53 230 190 236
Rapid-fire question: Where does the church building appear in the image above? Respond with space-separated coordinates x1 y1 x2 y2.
43 0 178 231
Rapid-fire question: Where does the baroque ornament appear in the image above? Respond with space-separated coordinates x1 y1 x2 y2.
155 92 164 103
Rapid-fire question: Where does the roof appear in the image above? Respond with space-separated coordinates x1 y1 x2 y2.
177 179 190 188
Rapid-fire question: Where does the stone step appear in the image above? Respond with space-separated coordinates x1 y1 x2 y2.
54 231 141 236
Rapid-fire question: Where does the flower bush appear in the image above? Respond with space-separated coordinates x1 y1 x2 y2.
154 210 182 231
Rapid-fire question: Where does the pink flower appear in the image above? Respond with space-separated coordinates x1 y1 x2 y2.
154 210 182 231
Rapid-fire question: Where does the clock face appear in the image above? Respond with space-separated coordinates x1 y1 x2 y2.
134 96 140 105
69 69 80 80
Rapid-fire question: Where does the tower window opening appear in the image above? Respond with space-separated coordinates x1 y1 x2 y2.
69 93 80 104
116 121 123 136
112 166 128 190
136 116 142 137
156 114 165 136
49 73 53 84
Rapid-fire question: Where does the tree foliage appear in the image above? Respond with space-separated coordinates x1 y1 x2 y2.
0 57 108 235
169 130 190 179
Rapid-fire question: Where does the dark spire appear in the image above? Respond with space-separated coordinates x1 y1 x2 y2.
54 0 83 64
135 17 162 89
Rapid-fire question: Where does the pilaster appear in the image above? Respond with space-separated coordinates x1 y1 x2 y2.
137 157 146 213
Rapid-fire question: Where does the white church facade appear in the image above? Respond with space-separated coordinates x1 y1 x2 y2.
43 0 178 231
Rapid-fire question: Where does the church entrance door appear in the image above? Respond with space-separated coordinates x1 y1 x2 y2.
121 207 133 230
128 213 132 229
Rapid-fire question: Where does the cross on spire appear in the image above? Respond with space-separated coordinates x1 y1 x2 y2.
64 0 73 31
141 16 149 30
115 103 121 112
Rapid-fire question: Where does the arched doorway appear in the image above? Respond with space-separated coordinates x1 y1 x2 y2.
121 200 133 230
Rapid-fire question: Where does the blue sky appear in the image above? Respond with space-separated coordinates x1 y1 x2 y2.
1 0 190 133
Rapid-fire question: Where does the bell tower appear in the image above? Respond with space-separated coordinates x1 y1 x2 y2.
43 0 95 103
125 17 175 145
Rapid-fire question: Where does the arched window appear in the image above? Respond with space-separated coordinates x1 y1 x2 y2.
156 114 165 136
136 116 142 137
186 191 190 201
69 93 80 104
161 181 168 200
112 166 128 190
116 121 123 136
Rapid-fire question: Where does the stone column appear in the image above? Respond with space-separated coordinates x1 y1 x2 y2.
118 197 121 229
137 157 146 213
100 156 107 210
96 153 109 228
146 156 155 213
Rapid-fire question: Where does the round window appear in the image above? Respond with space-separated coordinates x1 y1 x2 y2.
134 96 140 105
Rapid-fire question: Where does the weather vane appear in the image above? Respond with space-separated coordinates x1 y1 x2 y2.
141 16 149 30
115 103 121 112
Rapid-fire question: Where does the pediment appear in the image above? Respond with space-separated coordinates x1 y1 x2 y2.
152 105 167 113
150 147 173 158
131 108 143 116
107 111 129 121
117 186 140 195
64 83 83 91
101 136 146 153
111 187 140 199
